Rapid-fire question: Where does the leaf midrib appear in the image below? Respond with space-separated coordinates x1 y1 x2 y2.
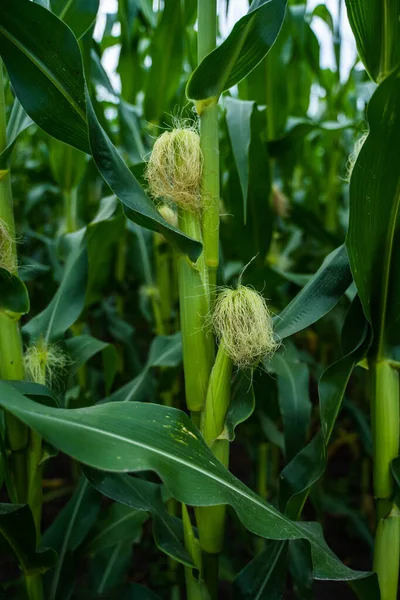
23 406 291 529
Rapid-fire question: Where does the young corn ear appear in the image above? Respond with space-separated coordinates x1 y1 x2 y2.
211 285 277 368
24 340 69 387
145 127 203 213
0 217 16 273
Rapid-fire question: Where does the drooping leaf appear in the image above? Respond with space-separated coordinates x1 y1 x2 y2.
346 69 400 359
0 383 379 593
0 503 56 575
274 245 352 340
187 0 288 103
8 381 59 408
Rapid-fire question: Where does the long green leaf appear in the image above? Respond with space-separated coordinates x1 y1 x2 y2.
345 0 400 82
23 229 88 343
187 0 287 104
346 69 400 359
0 383 378 592
274 245 352 340
269 347 311 462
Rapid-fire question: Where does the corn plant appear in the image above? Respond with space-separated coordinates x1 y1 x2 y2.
0 1 399 599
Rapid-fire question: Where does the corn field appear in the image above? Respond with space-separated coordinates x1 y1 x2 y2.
0 0 399 599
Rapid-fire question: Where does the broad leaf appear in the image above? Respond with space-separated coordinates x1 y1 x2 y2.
0 383 378 592
187 0 287 103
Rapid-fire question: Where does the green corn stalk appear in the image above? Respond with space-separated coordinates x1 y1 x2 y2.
369 359 400 599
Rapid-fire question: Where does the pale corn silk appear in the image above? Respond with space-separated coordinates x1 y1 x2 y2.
144 127 203 213
24 341 70 387
0 217 16 273
211 285 277 368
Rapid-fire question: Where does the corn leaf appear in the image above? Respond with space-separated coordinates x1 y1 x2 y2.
51 0 99 40
186 0 287 103
346 69 400 359
345 0 400 82
0 382 379 592
274 245 352 340
23 230 88 343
